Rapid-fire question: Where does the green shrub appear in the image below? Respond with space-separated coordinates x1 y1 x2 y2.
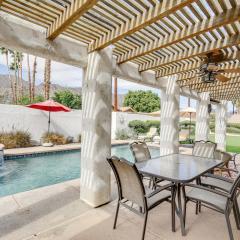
227 127 240 134
227 123 240 129
42 132 66 145
115 129 129 140
128 120 148 134
0 130 32 149
145 120 160 133
18 95 44 105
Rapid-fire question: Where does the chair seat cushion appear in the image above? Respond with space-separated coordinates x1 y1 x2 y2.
145 188 171 209
201 177 232 192
186 188 227 211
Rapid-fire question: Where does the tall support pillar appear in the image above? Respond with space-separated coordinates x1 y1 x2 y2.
195 92 210 141
80 46 113 207
160 75 180 156
215 101 227 151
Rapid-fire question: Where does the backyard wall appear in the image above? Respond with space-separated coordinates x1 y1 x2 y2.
0 104 160 143
0 104 82 143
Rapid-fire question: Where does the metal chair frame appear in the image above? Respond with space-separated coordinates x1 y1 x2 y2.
107 156 176 240
183 173 240 240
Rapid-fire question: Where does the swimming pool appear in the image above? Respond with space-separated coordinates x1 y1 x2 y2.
0 145 160 197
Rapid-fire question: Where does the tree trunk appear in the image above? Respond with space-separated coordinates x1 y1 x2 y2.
32 56 37 100
44 59 51 100
5 52 15 103
13 51 18 104
27 54 32 101
18 59 23 99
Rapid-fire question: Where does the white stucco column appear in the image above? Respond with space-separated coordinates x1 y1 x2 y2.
80 46 113 207
195 92 210 141
215 101 227 151
160 75 180 156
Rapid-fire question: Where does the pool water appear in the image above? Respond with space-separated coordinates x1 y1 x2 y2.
0 145 160 197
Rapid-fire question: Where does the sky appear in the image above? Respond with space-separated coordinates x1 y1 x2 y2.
0 53 233 110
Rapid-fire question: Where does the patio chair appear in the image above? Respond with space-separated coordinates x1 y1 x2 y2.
231 153 239 169
183 173 240 240
213 150 235 177
192 140 217 158
200 150 239 192
130 141 151 163
130 141 163 189
138 127 157 142
107 156 176 240
192 141 217 213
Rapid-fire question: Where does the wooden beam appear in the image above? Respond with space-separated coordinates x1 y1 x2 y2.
139 34 240 71
88 0 196 52
47 0 98 40
118 7 240 64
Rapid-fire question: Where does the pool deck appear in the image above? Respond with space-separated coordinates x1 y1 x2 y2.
3 140 130 156
0 177 239 240
4 141 193 157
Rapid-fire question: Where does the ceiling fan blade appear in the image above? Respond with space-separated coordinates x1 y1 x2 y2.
222 68 240 74
216 74 231 82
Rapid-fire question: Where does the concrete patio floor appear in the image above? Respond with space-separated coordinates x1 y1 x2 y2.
0 178 239 240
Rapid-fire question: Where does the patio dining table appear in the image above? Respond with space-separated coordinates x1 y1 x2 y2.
136 153 223 236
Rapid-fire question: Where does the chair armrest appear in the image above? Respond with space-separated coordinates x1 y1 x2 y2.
232 153 240 160
145 183 174 198
184 183 231 198
219 167 239 174
203 173 234 183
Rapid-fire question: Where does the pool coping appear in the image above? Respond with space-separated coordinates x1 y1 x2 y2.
3 140 131 159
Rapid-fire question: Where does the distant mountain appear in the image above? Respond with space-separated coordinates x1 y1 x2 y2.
0 74 81 103
0 74 126 106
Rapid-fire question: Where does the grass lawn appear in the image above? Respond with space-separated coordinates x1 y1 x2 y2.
209 134 240 153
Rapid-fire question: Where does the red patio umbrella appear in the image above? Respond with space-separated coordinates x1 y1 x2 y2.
27 99 71 134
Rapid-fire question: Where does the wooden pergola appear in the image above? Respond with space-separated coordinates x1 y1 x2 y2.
0 0 240 101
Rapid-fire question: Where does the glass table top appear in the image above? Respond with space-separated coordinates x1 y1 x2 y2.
136 154 222 183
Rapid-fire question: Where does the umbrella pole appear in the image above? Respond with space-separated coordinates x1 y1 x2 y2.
189 112 192 143
48 111 51 135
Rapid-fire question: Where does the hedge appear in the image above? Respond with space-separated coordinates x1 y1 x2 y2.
128 120 160 134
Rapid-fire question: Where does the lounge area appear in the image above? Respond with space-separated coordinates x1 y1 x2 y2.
0 0 240 239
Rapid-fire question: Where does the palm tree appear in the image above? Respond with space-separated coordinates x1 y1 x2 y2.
27 54 32 101
44 59 51 100
17 52 24 100
31 56 37 100
0 47 15 103
10 51 24 103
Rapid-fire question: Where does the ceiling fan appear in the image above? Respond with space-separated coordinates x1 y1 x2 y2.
198 50 239 83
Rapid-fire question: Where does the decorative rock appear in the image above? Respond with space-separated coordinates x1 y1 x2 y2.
42 142 54 147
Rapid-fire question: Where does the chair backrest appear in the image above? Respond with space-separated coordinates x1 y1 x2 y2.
147 127 157 136
193 141 217 158
229 173 240 200
107 156 146 209
214 150 232 165
130 141 151 163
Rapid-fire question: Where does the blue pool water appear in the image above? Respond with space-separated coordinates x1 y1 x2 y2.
0 145 160 197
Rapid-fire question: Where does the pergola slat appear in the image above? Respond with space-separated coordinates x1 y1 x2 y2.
118 6 240 64
139 33 240 71
47 0 99 40
88 0 196 52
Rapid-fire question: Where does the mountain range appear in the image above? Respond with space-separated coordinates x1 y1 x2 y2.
0 74 125 106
